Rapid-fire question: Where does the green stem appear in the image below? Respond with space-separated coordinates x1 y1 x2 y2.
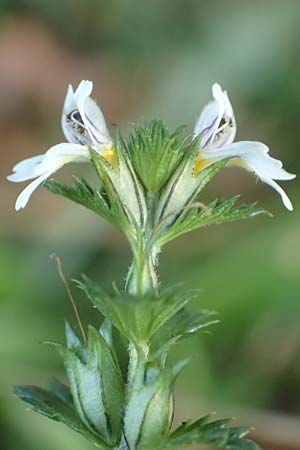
125 191 160 295
125 249 158 295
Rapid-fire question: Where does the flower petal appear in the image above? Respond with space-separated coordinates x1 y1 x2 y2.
7 154 44 182
204 141 296 180
37 143 90 174
15 170 53 210
255 172 294 211
194 83 236 150
9 143 90 210
75 80 112 146
61 84 81 144
61 83 94 146
201 141 295 210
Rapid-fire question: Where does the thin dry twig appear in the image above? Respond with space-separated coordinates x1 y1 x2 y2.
50 253 87 346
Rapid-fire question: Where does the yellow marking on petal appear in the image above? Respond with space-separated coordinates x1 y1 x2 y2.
194 154 211 175
102 145 118 167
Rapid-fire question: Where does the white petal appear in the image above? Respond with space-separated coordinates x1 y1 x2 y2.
61 83 93 145
63 84 76 112
201 141 295 210
8 143 89 183
194 83 236 149
7 154 44 182
15 170 53 210
37 143 90 174
9 143 91 209
75 80 112 146
61 84 80 144
204 141 296 180
194 90 223 146
256 172 294 211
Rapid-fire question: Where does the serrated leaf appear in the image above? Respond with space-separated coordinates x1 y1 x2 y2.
76 277 198 345
14 385 84 432
52 326 124 445
225 438 261 450
151 308 219 360
44 177 113 221
157 195 268 247
164 415 261 450
14 383 112 450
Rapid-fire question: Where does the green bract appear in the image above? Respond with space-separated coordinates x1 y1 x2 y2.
126 121 187 193
15 120 265 450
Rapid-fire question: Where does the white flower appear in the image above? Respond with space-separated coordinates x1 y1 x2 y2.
8 80 114 210
193 83 295 211
61 80 112 148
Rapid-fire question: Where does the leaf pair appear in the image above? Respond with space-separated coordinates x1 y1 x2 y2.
76 277 209 348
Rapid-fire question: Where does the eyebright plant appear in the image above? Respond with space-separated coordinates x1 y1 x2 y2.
9 80 295 450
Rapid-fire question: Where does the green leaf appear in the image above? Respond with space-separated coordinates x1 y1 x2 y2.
76 277 198 345
48 378 73 406
124 362 176 450
54 326 124 445
126 120 188 193
44 177 113 223
151 308 219 360
164 415 260 450
14 383 112 449
14 384 84 433
65 321 87 361
157 196 268 247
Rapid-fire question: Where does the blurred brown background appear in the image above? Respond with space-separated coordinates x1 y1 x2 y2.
1 1 300 449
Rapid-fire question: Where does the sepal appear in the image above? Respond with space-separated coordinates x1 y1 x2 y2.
155 148 228 227
90 136 147 230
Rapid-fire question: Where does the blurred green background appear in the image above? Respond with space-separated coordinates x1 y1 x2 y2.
1 1 300 449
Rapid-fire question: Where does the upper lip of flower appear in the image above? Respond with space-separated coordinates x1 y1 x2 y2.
62 80 113 147
193 82 295 211
194 82 236 150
